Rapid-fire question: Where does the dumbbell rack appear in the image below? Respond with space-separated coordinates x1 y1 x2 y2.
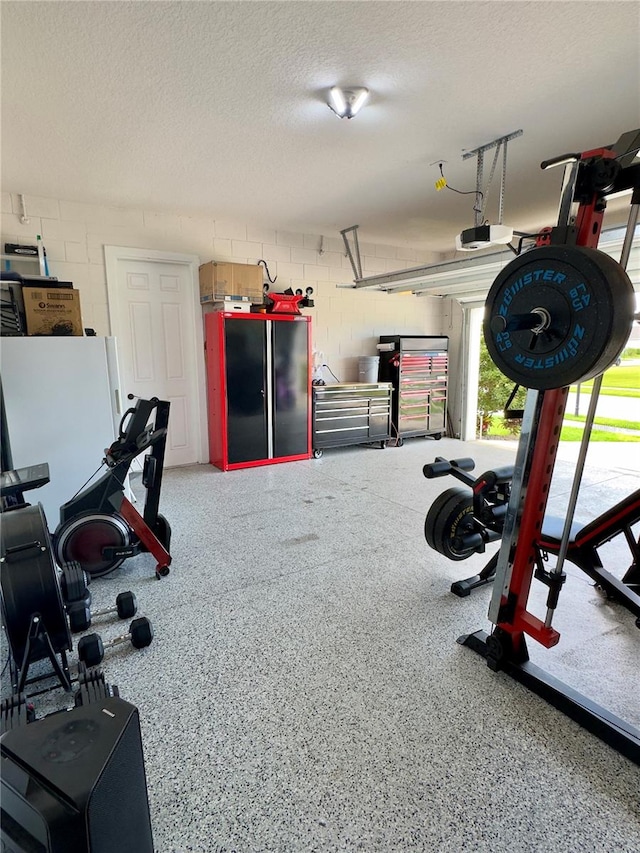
460 131 640 763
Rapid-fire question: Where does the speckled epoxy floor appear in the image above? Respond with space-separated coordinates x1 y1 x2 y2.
2 436 639 852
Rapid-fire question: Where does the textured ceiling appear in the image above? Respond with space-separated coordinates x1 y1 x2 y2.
2 1 639 253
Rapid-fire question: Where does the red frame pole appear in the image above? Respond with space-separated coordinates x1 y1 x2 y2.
491 147 618 652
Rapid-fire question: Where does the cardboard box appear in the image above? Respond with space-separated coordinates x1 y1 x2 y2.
199 261 263 303
23 287 83 336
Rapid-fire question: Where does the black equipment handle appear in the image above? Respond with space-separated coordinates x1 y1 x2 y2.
3 539 45 561
118 396 160 440
106 397 166 465
540 152 580 170
423 460 453 478
450 458 476 472
504 383 524 421
118 406 138 440
424 457 476 484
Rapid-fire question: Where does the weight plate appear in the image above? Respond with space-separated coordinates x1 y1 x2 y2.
424 487 476 560
425 486 468 550
424 488 464 550
484 246 634 390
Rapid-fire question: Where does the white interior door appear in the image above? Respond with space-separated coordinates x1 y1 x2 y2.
105 248 205 468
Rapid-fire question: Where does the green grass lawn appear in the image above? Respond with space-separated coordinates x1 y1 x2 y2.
565 414 640 430
485 415 640 442
481 355 640 441
571 362 640 398
559 426 640 442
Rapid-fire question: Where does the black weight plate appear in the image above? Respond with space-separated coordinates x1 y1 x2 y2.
434 492 477 561
425 486 470 549
484 246 634 390
425 487 475 560
424 488 464 550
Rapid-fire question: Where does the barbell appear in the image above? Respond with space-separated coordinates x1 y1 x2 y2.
484 245 635 390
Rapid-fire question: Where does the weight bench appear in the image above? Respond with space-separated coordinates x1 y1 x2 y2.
424 457 640 624
539 489 640 609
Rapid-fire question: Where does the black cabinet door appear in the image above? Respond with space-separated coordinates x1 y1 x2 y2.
225 319 268 464
272 320 309 459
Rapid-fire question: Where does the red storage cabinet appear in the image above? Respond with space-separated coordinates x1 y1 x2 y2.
205 312 311 471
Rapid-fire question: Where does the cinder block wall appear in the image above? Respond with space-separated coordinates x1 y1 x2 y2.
1 192 446 384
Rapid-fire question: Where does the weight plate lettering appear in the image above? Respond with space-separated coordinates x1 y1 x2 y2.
484 246 634 390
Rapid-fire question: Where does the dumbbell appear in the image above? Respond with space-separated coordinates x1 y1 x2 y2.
67 591 138 634
77 616 154 668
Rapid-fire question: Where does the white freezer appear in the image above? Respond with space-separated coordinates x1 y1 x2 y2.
1 336 124 526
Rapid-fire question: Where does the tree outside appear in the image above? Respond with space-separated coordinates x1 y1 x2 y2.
477 336 526 437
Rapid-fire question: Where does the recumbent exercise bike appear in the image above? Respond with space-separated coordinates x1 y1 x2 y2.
423 456 640 627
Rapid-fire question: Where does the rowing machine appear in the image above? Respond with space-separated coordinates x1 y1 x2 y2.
0 500 73 694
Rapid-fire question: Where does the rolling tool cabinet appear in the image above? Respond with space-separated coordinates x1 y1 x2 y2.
312 382 392 457
378 336 449 444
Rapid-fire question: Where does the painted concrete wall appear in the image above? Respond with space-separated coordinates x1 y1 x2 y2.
1 192 447 387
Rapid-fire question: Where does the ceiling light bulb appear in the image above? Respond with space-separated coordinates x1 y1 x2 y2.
349 88 369 116
328 86 369 119
328 87 347 116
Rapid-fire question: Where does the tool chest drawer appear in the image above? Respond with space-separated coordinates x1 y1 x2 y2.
312 382 392 456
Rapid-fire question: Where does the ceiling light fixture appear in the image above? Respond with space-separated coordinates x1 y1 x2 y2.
328 86 369 119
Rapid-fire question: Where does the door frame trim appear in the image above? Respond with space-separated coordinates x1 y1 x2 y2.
104 245 207 465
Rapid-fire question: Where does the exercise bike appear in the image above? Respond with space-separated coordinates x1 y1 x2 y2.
424 456 640 626
54 395 172 580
